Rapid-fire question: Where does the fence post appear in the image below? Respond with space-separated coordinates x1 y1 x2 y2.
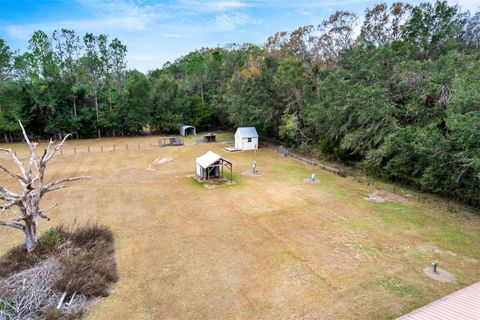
113 144 115 151
101 145 103 152
149 142 152 148
74 147 76 155
87 146 90 153
138 143 140 149
60 149 62 155
126 144 128 150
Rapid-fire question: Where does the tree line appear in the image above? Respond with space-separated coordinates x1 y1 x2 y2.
0 1 479 206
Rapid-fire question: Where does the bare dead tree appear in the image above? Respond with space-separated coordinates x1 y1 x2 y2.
0 121 89 252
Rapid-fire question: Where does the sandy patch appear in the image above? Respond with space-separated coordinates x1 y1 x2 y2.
364 190 410 204
242 170 264 177
417 243 445 255
423 267 456 283
147 157 172 171
417 243 457 257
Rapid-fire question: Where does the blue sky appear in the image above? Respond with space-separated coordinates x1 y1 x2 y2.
0 0 478 72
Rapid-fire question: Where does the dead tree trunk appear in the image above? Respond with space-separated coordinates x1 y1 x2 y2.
24 218 37 252
0 120 90 252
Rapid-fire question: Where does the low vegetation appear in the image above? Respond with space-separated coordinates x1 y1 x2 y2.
0 224 118 319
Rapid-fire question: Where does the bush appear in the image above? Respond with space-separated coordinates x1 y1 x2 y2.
0 223 118 299
55 225 118 297
39 228 59 251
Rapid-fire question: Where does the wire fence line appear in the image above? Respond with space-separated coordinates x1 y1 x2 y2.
0 135 237 161
0 140 168 161
277 146 344 176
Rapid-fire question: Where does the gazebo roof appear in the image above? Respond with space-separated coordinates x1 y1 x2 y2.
196 151 222 168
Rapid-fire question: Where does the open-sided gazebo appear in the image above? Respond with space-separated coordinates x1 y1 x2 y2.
195 151 232 181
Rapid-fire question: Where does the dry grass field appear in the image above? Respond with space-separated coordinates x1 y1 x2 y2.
0 135 479 319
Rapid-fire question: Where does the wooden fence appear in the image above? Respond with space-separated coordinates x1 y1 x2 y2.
277 146 344 176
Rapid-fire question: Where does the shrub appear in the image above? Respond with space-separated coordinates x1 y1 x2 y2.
0 223 118 302
54 224 118 297
39 228 59 251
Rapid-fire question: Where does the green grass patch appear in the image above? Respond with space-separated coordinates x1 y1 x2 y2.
406 249 428 263
368 202 426 230
376 276 427 304
189 177 205 188
273 162 349 198
358 243 381 257
274 162 312 180
428 225 480 260
188 173 243 190
338 218 373 231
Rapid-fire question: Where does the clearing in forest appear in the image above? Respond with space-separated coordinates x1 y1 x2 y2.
0 135 479 319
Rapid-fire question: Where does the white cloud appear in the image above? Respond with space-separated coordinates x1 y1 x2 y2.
214 13 257 31
6 0 163 40
176 0 248 12
449 0 480 12
207 0 248 11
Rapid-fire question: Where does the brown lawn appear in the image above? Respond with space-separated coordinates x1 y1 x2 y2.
0 135 479 319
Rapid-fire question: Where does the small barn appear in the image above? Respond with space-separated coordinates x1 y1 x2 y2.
180 125 196 136
195 151 232 181
235 127 258 150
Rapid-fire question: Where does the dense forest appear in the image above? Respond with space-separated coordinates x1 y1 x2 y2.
0 1 479 206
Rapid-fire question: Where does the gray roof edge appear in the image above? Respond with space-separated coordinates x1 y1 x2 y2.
235 127 258 138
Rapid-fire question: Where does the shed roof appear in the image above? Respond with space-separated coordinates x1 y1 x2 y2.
399 281 480 320
196 151 222 168
235 127 258 138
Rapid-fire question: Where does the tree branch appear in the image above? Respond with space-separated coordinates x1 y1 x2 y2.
0 201 18 211
0 186 20 200
43 134 72 164
42 185 70 194
0 220 24 230
0 148 27 179
37 203 57 220
0 163 28 184
41 176 90 196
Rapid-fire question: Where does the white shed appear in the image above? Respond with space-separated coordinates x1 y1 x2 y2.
234 127 258 150
195 151 232 181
